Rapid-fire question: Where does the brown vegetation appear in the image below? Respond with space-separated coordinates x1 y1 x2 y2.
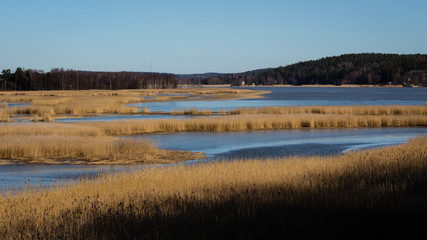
84 114 427 136
1 136 426 239
231 105 427 115
2 107 425 164
0 135 201 165
4 113 426 138
0 110 9 122
167 104 427 116
0 123 103 136
170 108 213 115
0 121 203 165
0 88 266 121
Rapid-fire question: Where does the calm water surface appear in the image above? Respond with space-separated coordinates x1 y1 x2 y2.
129 87 427 112
132 127 427 158
6 103 31 107
54 114 190 123
2 87 427 191
5 87 426 123
2 127 426 192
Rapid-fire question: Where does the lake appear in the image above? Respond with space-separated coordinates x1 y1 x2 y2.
54 114 191 123
1 86 426 192
1 127 426 192
129 87 427 112
5 87 426 123
131 127 427 159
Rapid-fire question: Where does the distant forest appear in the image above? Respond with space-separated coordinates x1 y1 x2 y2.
181 54 427 86
3 54 427 91
0 68 177 91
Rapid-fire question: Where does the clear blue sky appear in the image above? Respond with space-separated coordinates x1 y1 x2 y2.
1 0 426 74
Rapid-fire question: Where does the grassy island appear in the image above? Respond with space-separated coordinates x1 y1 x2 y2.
1 136 426 239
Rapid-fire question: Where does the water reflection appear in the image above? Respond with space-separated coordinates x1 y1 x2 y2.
239 86 427 101
1 128 426 192
54 114 190 123
2 86 427 191
6 103 31 107
130 87 427 112
135 128 427 157
0 164 151 193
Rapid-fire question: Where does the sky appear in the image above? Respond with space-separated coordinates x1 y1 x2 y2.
1 0 427 74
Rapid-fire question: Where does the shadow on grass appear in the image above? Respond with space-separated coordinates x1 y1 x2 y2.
77 180 427 240
6 138 427 240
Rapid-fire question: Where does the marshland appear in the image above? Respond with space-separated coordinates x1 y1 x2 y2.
1 136 426 239
1 86 427 239
4 0 427 238
0 88 267 122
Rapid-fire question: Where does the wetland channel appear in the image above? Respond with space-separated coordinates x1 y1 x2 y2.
1 127 426 192
1 87 427 191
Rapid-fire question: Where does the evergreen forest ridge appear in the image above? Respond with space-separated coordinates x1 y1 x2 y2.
1 53 427 91
179 53 427 86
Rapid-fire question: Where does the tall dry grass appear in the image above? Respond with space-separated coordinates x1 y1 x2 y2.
3 113 426 138
170 108 213 115
1 112 425 164
166 105 427 116
232 105 427 115
0 122 202 164
12 98 138 117
85 114 427 135
0 110 10 122
0 88 266 118
0 123 103 136
0 135 199 165
0 103 12 122
1 136 426 239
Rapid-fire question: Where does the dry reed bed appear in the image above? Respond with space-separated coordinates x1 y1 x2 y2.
0 110 9 122
0 123 201 164
84 114 427 136
232 105 427 115
167 105 427 116
1 113 425 164
2 114 426 138
0 135 200 165
0 88 266 121
170 108 213 115
0 135 144 162
1 137 426 239
0 123 102 136
11 98 139 117
0 89 265 106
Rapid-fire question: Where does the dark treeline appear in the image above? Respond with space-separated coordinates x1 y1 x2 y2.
0 68 177 91
188 54 427 86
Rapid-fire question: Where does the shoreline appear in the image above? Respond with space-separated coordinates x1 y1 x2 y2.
191 84 421 88
2 136 426 239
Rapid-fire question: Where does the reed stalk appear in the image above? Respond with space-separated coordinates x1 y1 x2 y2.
1 136 425 239
0 135 200 165
232 105 427 115
85 114 427 136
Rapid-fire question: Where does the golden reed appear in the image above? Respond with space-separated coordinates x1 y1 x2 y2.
84 114 427 135
1 136 426 239
231 105 427 115
0 135 200 165
0 88 266 121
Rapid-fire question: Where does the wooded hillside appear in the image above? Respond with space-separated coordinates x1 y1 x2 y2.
189 54 427 86
0 68 177 91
